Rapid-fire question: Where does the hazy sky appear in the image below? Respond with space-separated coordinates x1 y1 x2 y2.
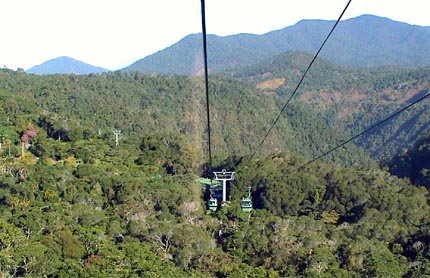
1 0 429 70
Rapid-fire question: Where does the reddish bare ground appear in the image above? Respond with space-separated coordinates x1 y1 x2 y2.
256 78 285 90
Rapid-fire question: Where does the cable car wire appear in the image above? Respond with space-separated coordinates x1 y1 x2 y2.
201 0 213 177
289 89 430 174
250 0 352 159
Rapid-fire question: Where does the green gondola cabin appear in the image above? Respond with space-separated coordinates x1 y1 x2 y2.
207 197 218 212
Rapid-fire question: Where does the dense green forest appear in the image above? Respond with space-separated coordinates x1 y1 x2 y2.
0 67 372 168
384 136 430 188
228 51 430 161
1 62 430 277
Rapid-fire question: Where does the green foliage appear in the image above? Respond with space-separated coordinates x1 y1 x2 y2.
229 51 430 162
58 229 86 259
137 133 198 175
0 63 430 277
385 135 430 187
0 68 374 168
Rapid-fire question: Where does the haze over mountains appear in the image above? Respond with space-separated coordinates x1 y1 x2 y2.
26 15 430 75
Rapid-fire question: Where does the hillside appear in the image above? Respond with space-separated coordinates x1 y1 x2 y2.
124 14 430 75
0 68 373 168
385 135 430 187
26 56 109 75
1 67 430 276
8 50 430 166
226 51 430 161
0 98 429 276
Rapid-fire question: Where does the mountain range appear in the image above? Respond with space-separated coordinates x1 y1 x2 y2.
124 14 430 75
26 15 430 75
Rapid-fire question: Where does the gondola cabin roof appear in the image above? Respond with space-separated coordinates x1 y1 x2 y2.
197 178 221 187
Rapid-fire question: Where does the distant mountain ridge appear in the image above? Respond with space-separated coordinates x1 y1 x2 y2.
27 56 108 75
124 14 430 75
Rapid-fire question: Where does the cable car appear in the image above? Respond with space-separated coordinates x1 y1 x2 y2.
207 196 218 212
240 197 253 212
207 186 219 212
240 187 253 212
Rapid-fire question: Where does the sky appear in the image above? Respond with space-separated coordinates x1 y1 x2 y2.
1 0 429 71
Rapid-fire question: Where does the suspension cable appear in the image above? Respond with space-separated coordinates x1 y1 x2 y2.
201 0 213 177
289 90 430 173
250 0 352 159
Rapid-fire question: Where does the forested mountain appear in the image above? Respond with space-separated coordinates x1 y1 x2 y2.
2 47 430 276
0 68 373 168
0 87 430 277
227 51 430 161
125 15 430 75
26 56 108 75
385 136 430 187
